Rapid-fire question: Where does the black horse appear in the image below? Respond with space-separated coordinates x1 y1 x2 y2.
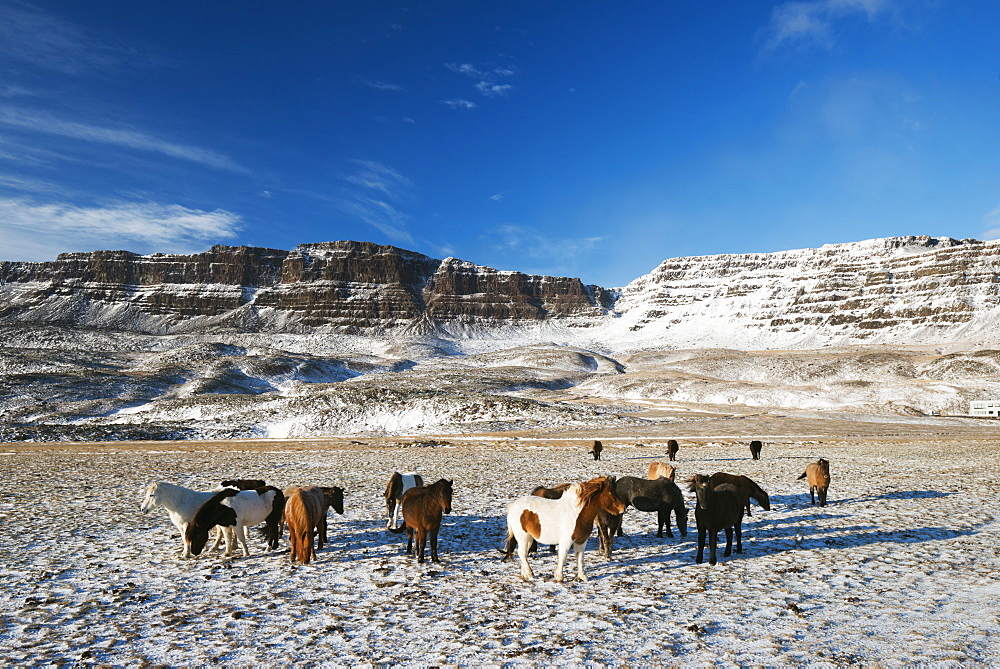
601 476 687 556
690 473 744 565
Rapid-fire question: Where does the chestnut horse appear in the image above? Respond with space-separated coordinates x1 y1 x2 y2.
505 476 625 582
647 461 676 481
798 458 831 506
388 478 453 563
284 486 345 564
707 472 770 517
666 439 679 461
690 473 744 565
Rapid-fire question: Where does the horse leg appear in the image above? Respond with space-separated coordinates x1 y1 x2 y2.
819 486 827 507
723 526 733 557
236 524 251 558
657 508 673 538
735 521 743 554
516 536 535 581
809 485 816 505
554 542 571 583
616 507 627 537
405 527 414 555
416 528 427 564
573 541 588 582
709 530 718 566
429 528 439 563
696 526 706 564
221 527 237 557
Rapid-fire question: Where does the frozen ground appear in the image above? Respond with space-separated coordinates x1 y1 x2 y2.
1 431 999 665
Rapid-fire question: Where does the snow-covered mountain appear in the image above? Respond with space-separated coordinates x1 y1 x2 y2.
3 236 1000 441
2 236 998 351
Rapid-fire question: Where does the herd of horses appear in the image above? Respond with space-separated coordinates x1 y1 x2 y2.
139 441 832 581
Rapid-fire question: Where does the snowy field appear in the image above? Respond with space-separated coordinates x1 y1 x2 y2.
2 435 999 665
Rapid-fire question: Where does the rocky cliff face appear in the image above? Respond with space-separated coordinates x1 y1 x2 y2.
0 241 611 333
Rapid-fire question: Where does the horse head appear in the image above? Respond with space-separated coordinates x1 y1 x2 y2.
440 479 454 514
140 482 159 514
692 474 712 510
323 486 345 515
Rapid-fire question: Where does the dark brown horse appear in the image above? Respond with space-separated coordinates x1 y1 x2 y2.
666 439 679 461
707 472 770 517
590 440 603 461
388 478 453 563
749 440 763 460
690 473 743 565
221 478 267 490
798 458 831 506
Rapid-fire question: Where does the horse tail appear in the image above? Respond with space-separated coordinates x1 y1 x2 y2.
797 471 807 480
387 522 408 534
499 530 517 561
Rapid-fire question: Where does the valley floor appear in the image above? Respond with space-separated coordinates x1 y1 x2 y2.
1 419 999 665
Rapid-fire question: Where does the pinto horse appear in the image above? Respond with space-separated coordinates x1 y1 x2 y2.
384 472 424 529
798 458 831 506
505 476 625 582
707 472 770 517
283 486 343 564
185 487 282 557
388 478 453 563
690 473 744 565
140 481 221 557
611 475 688 540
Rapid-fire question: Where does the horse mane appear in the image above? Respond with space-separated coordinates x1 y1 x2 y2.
576 477 608 508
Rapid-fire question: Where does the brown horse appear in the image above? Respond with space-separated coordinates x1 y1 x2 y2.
798 458 831 506
283 485 345 564
749 440 763 460
666 439 679 461
707 472 770 517
647 461 676 481
221 478 267 490
388 478 453 563
505 476 625 582
590 441 603 461
690 473 744 565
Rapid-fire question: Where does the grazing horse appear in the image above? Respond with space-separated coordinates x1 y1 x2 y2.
283 486 344 564
505 476 625 582
140 481 220 557
707 472 770 517
611 475 688 539
647 461 676 481
388 479 453 563
798 458 831 506
690 473 744 565
590 440 604 461
749 440 763 460
384 472 424 529
185 487 281 557
221 478 267 490
666 439 679 461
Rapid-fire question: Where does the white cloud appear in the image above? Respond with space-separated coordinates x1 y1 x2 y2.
476 82 513 98
0 106 246 172
357 77 405 92
983 206 1000 241
338 195 415 245
489 193 505 201
759 0 893 55
441 99 477 110
488 224 605 265
0 198 242 260
342 160 414 198
336 161 416 244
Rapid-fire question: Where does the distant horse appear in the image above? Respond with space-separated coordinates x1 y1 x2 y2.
388 479 453 563
222 478 267 490
590 440 603 461
707 472 770 517
283 486 344 564
505 476 625 582
611 475 688 539
140 481 220 558
666 439 679 461
690 473 744 565
185 487 282 557
749 440 763 460
798 458 831 506
647 461 676 481
384 472 424 529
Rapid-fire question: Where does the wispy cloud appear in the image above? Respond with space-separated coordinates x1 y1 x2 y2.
336 161 416 244
487 224 605 269
341 160 413 198
476 82 513 98
983 206 1000 241
441 99 477 110
758 0 893 55
0 1 158 74
489 193 505 201
0 197 241 260
0 106 245 172
337 195 415 245
446 61 517 100
357 77 405 92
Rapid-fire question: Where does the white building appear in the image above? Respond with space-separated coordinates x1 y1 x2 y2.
969 401 1000 417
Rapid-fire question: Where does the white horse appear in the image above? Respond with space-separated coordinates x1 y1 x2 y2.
384 471 423 529
140 481 226 557
185 488 279 558
505 476 624 583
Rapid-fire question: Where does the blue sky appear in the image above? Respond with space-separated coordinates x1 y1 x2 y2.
1 1 998 287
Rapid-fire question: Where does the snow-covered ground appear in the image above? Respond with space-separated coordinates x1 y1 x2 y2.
1 434 998 665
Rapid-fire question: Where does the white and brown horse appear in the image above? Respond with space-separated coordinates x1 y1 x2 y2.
384 472 424 529
505 476 625 582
